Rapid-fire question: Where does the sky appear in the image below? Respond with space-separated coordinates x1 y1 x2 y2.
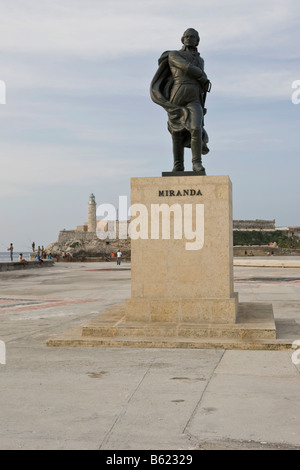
0 0 299 251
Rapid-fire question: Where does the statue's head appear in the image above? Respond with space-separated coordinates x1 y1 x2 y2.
181 28 200 47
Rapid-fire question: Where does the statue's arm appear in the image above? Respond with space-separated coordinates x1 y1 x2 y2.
168 51 208 82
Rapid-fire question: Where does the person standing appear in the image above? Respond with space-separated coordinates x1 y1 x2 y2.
32 242 35 252
7 243 13 262
117 249 122 266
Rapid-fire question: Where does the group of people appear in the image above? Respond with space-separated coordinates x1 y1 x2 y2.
7 242 123 265
110 250 123 265
244 251 255 257
61 251 72 261
8 243 30 263
7 242 50 263
32 243 47 259
32 243 48 263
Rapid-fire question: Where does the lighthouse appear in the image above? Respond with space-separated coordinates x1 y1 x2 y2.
88 193 97 232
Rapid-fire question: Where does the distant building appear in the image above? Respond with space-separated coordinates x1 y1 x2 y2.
75 194 113 234
46 193 131 260
285 227 300 239
88 193 97 232
233 219 300 239
233 219 275 230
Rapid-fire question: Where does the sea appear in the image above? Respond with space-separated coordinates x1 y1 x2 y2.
0 252 31 263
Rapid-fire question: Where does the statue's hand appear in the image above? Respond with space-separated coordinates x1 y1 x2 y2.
203 80 211 92
198 77 210 91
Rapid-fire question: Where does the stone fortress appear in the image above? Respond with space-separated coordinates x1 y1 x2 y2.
233 219 300 256
233 219 300 238
46 194 300 260
46 194 131 261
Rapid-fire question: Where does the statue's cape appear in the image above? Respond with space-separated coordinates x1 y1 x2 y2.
150 51 209 149
150 51 189 133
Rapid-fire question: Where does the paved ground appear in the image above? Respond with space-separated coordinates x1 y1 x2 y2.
0 260 300 450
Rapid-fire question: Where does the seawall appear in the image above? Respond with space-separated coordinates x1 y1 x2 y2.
0 260 54 272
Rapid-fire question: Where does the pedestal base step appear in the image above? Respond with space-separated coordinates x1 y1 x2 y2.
46 301 292 350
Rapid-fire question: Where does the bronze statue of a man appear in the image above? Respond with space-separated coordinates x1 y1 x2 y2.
150 28 211 173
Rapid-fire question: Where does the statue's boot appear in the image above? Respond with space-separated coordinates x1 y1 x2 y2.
172 133 184 171
191 129 206 173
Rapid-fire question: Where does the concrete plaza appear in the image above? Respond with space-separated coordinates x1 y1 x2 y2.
0 259 300 450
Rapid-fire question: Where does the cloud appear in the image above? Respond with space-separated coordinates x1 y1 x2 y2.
209 65 298 100
0 0 298 106
0 0 300 247
0 140 147 197
0 0 298 59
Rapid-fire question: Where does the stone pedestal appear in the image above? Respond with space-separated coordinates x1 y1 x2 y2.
47 175 282 350
125 175 238 324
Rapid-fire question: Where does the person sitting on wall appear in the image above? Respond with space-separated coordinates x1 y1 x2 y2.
19 253 28 264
